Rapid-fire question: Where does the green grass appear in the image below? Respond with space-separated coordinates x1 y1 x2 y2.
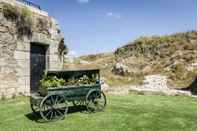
1 94 197 131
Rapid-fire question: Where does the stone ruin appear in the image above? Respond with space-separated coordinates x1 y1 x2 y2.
0 0 64 98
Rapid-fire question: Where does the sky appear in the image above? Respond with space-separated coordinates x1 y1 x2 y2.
30 0 197 56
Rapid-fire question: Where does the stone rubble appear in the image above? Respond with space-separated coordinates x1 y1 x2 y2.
186 63 197 71
112 62 130 76
139 75 169 90
103 74 195 97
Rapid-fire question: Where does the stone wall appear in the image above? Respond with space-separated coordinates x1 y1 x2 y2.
0 0 63 98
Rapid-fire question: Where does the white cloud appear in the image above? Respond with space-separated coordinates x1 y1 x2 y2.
67 50 78 58
77 0 91 4
106 12 121 19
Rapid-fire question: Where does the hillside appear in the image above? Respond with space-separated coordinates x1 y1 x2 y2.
64 30 197 89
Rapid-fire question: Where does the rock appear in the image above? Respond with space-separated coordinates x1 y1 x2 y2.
101 83 109 91
142 66 152 74
104 87 130 95
186 63 197 71
100 77 109 91
140 75 168 90
80 60 91 65
112 62 129 76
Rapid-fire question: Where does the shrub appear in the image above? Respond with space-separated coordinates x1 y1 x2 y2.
1 93 6 101
183 44 193 50
2 3 33 39
2 4 19 21
58 38 69 61
16 7 33 39
40 71 65 89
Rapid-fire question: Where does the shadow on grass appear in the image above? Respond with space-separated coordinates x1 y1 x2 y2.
25 105 87 123
181 77 197 95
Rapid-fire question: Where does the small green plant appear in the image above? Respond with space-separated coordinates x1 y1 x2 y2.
1 93 6 101
40 71 98 90
40 71 65 89
12 94 16 99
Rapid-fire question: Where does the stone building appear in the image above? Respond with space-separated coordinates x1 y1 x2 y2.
0 0 64 98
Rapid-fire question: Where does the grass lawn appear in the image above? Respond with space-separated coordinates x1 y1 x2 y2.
1 94 197 131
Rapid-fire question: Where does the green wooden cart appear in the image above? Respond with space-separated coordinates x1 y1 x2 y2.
30 69 106 121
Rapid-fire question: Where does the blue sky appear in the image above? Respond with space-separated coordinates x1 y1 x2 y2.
30 0 197 56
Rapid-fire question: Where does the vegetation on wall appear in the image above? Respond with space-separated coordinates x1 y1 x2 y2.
36 17 50 36
2 3 33 39
2 4 19 21
58 38 69 61
17 7 33 38
2 3 54 39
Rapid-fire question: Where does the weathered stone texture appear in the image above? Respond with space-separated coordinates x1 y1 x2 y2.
0 0 63 98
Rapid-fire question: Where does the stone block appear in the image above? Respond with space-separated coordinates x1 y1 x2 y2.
14 51 30 60
16 41 30 52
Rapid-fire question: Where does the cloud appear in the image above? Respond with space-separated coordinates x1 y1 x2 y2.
106 12 121 19
77 0 91 4
67 50 78 57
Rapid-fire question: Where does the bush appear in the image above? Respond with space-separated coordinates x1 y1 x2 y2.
40 72 65 89
16 7 33 38
2 3 33 38
40 71 98 90
2 4 19 21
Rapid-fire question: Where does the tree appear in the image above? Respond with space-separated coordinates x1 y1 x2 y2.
58 38 69 68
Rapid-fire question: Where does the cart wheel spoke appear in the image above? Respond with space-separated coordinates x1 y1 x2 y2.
54 110 57 118
56 109 64 116
40 94 68 121
86 91 106 112
45 110 52 117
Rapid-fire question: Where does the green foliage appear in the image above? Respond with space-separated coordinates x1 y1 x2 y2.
40 72 65 89
171 64 189 81
0 93 6 101
166 63 196 87
183 44 193 50
16 7 33 38
58 39 69 55
11 94 16 99
2 4 19 21
40 71 98 90
115 31 197 58
58 38 69 62
2 3 33 38
66 74 98 86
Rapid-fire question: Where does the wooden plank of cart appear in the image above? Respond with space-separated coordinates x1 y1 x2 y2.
30 69 107 122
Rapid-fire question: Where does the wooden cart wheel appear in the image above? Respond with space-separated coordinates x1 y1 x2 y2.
31 104 40 115
86 90 106 112
72 100 86 106
40 94 68 121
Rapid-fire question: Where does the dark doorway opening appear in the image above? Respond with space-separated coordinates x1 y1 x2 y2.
30 43 48 92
